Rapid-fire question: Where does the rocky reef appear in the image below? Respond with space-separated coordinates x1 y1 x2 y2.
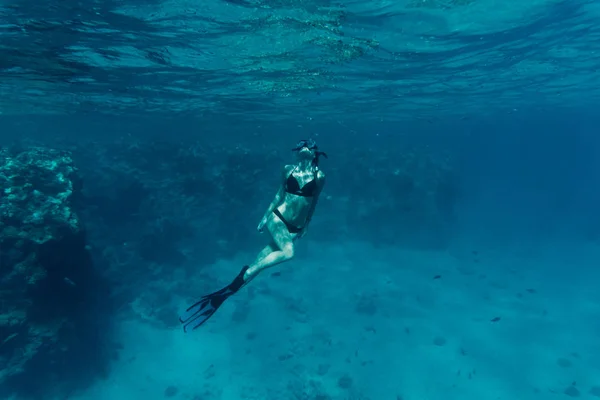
0 147 110 398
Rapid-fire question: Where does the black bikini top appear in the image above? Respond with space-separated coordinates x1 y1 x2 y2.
285 167 317 197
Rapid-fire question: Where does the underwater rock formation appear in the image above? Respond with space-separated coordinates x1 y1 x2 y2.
0 147 109 396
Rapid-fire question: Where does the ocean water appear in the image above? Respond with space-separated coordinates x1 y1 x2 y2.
1 0 600 399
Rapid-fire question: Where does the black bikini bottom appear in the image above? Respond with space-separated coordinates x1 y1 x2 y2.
273 209 303 234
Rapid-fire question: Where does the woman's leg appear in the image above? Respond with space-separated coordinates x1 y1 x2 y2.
252 241 277 266
245 216 295 281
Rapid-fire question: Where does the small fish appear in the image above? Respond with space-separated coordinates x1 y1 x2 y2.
63 277 76 287
433 275 441 280
271 271 281 277
526 288 536 294
490 317 501 322
2 333 18 345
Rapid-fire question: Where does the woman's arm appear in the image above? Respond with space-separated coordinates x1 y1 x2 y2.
258 166 291 230
300 171 326 235
260 186 284 222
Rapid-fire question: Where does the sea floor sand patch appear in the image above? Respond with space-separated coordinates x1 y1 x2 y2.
68 240 600 400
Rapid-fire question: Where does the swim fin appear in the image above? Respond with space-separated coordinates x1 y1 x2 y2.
179 266 248 332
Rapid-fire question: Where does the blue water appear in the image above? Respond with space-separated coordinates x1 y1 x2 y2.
1 0 600 399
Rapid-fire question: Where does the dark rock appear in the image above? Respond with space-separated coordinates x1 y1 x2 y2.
287 378 330 399
0 147 110 397
165 385 179 397
564 386 580 397
317 363 330 376
557 357 572 368
433 336 447 346
337 374 353 389
355 295 377 316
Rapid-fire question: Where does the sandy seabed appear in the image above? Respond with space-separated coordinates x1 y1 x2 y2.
69 238 600 400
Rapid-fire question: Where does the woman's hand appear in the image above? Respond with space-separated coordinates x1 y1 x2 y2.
257 218 267 233
297 227 308 239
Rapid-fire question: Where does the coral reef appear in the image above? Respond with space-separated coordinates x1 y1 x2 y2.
0 146 110 398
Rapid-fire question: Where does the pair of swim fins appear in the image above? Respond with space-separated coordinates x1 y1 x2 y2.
179 266 248 332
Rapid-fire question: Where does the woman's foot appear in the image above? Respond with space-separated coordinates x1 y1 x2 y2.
179 266 249 332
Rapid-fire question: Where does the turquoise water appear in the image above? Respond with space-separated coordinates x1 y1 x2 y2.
1 1 600 399
2 0 600 120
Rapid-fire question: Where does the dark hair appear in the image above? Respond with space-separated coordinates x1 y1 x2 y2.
313 150 328 168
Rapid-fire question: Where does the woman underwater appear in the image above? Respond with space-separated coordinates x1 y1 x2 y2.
179 139 327 332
